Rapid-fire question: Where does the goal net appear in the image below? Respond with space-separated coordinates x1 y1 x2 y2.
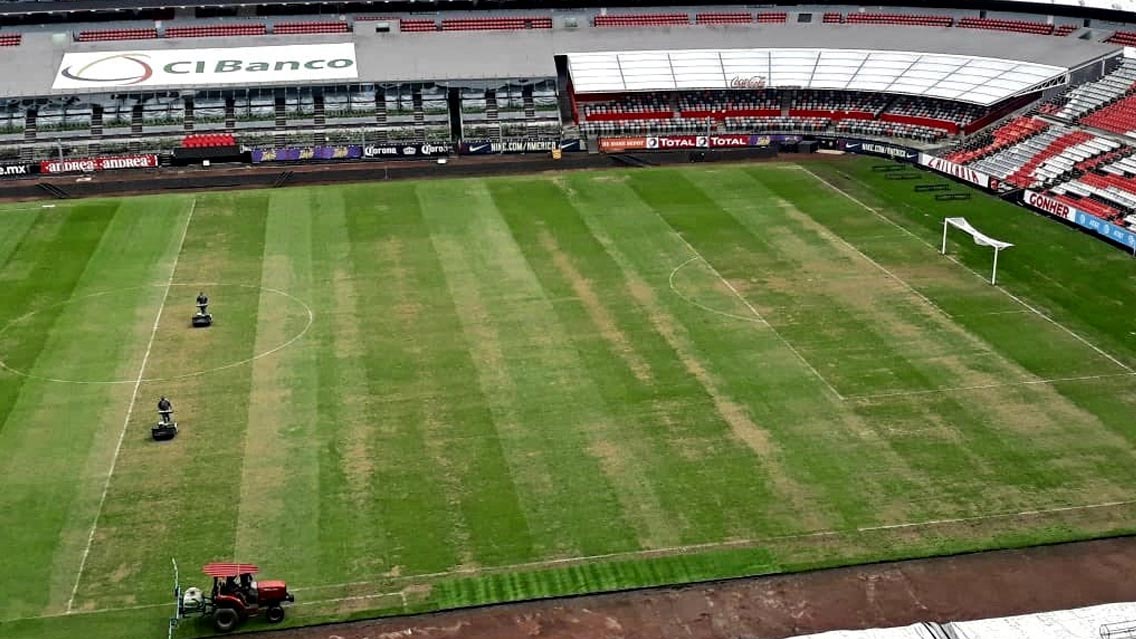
940 217 1013 284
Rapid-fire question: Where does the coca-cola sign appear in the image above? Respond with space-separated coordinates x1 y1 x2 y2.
729 75 768 89
40 154 158 174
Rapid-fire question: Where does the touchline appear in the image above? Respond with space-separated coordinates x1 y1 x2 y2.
163 59 355 74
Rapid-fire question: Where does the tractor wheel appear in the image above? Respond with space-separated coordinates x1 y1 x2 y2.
213 607 241 633
266 605 286 623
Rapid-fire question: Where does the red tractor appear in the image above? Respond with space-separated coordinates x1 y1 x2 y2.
169 561 295 633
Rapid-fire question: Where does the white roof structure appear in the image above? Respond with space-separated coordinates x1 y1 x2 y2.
567 48 1068 106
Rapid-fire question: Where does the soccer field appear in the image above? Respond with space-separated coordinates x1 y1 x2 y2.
2 158 1136 638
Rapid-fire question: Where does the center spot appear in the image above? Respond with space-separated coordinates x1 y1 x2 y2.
0 283 313 384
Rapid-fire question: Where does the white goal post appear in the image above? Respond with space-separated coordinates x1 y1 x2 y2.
941 217 1013 285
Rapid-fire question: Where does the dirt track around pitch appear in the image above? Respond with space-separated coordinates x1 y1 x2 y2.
251 537 1136 639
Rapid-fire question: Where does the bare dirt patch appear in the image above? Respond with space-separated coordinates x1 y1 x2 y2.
260 537 1136 639
539 229 655 384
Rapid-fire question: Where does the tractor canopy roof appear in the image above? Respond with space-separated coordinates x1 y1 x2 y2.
202 562 259 578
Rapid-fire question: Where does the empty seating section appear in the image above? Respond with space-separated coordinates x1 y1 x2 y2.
971 126 1109 189
77 28 158 42
1030 134 1118 185
273 21 350 35
957 17 1053 35
441 17 552 30
944 117 1048 164
790 90 888 119
0 34 20 47
581 93 671 120
1052 24 1078 36
182 133 236 148
823 13 844 24
695 12 752 25
845 13 952 27
399 19 437 32
835 120 947 142
167 24 266 38
1081 94 1136 138
756 13 787 23
1055 59 1136 121
680 90 780 117
883 96 986 134
1106 30 1136 46
594 13 689 28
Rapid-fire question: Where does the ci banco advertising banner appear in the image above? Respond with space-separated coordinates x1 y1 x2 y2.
918 153 1001 191
53 43 358 90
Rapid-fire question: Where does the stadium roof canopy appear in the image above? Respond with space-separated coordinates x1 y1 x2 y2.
567 48 1067 106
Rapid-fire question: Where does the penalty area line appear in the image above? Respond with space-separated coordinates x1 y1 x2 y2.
655 214 845 401
65 198 197 614
798 166 1135 376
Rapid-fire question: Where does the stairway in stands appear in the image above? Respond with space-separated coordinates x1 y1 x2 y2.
374 87 388 143
274 96 287 147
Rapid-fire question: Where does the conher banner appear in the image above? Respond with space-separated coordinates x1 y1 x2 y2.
52 43 358 90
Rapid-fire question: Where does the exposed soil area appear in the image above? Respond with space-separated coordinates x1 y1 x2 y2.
257 537 1136 639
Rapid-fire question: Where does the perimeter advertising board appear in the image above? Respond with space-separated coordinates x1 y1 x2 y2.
40 154 158 174
0 162 36 178
460 139 584 154
1070 209 1136 251
919 153 1001 190
599 134 789 152
52 43 358 90
842 139 919 162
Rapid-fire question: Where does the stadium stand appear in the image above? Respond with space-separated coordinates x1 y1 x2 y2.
594 13 690 28
440 17 552 30
76 27 158 42
1053 24 1078 36
273 21 350 35
166 24 267 38
1105 30 1136 46
944 117 1049 164
822 12 844 23
399 19 437 32
1054 59 1136 121
756 12 788 23
844 13 953 27
1081 94 1136 138
0 34 21 47
956 17 1054 35
182 133 237 148
695 12 752 25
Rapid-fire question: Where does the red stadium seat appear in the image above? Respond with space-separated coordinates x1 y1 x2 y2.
399 19 438 33
1107 30 1136 46
76 28 159 42
273 21 351 35
956 17 1054 35
166 24 267 38
845 13 952 28
0 34 21 47
594 13 690 28
695 13 752 25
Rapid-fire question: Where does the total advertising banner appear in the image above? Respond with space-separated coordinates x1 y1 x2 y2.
460 139 584 154
919 153 1001 191
40 154 158 174
362 142 453 158
52 43 358 90
0 162 37 178
599 134 790 153
252 146 363 163
842 139 919 162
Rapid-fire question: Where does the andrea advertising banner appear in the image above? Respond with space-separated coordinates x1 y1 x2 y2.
0 162 37 178
52 43 358 90
842 139 919 162
362 142 453 158
252 146 363 163
40 154 158 174
460 139 584 154
918 153 1001 191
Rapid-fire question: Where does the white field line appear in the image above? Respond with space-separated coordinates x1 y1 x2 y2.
847 371 1136 401
10 496 1135 624
65 199 197 614
799 166 1135 375
668 256 768 324
659 217 846 400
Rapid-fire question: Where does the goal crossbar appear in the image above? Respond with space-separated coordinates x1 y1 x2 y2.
941 217 1013 284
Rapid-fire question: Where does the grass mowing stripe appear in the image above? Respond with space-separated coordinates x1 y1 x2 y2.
234 189 321 582
67 198 195 613
69 191 271 610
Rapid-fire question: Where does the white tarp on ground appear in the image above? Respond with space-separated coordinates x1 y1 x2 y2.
953 602 1136 638
945 217 1014 250
788 602 1136 639
791 622 947 639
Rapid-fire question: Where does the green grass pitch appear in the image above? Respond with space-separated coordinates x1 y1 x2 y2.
1 157 1135 638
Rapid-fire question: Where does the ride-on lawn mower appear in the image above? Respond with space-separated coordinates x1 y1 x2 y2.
169 560 295 634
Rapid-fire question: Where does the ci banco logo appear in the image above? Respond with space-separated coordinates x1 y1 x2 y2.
60 53 153 85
